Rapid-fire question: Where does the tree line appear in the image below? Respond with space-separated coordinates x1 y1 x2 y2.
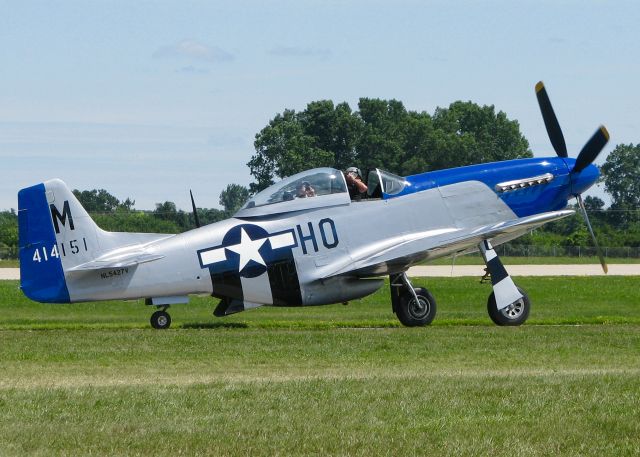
248 99 531 192
1 98 639 257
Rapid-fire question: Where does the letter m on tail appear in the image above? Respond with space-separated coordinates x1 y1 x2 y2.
50 200 75 234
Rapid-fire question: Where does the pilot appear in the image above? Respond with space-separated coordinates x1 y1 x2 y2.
296 181 316 198
345 167 368 200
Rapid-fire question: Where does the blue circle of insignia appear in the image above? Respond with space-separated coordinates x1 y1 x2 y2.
222 224 271 279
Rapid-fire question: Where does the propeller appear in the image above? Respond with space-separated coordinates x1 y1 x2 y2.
535 81 609 273
190 190 201 229
535 81 568 158
576 195 608 274
573 126 610 173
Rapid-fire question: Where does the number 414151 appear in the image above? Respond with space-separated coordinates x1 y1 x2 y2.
32 238 88 262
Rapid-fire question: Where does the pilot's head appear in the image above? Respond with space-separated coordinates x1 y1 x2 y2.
346 167 362 179
297 181 311 197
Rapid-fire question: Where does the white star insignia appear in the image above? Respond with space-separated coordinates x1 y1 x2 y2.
226 228 267 272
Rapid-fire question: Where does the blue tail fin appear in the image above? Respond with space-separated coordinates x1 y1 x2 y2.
18 182 70 303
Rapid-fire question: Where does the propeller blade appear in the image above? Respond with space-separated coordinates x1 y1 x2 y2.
573 126 610 173
576 194 608 274
535 81 568 158
190 190 201 228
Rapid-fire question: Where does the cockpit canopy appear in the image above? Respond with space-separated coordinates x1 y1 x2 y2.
366 168 409 198
236 168 349 217
234 167 411 217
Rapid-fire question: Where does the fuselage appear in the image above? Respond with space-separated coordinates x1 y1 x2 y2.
19 157 599 309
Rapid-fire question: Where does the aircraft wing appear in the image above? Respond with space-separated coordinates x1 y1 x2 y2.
320 209 575 278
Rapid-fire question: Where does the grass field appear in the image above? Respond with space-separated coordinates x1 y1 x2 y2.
1 277 639 455
0 260 19 267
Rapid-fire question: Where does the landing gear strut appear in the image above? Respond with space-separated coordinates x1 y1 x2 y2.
479 240 531 326
390 272 437 327
150 306 171 329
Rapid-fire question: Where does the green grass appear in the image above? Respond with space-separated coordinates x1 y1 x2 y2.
0 259 18 268
1 327 639 456
1 277 638 329
0 277 639 455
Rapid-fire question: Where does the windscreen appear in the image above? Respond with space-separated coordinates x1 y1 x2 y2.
242 168 347 209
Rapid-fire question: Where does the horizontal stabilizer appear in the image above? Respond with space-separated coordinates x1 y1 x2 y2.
66 252 165 271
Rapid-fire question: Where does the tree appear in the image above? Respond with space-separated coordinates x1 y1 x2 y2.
600 144 640 225
196 208 227 226
355 98 411 173
72 189 135 212
154 201 178 220
219 184 250 214
92 211 182 234
432 101 531 165
0 210 18 257
248 109 333 192
583 196 605 212
299 100 361 171
153 201 189 230
578 195 609 225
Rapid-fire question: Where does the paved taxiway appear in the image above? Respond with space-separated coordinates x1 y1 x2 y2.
408 264 640 277
1 264 639 281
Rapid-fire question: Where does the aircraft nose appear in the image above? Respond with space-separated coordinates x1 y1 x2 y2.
571 162 600 196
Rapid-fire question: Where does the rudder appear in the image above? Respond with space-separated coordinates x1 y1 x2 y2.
18 179 102 303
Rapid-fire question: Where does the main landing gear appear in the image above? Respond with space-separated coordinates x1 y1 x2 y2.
479 240 531 326
390 240 531 327
487 286 530 326
390 272 437 327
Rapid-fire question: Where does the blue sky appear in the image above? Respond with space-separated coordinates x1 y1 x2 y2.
1 0 638 210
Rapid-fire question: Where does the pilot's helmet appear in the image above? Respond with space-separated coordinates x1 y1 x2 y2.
346 167 362 178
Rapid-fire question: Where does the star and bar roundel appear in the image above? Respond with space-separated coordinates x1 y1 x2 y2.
198 224 297 278
197 224 302 307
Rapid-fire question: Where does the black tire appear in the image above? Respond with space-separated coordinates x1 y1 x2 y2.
150 310 171 329
396 287 437 327
487 286 530 326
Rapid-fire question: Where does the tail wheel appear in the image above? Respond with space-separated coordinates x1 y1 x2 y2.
150 310 171 329
396 287 437 327
487 286 530 326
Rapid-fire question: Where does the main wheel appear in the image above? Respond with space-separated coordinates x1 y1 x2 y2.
396 287 437 327
150 310 171 329
487 286 530 326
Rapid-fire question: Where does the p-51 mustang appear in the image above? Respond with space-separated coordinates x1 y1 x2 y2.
18 82 609 328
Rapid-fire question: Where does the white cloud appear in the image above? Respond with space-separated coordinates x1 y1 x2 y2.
153 39 234 63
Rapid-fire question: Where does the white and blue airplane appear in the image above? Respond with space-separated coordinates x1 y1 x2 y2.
18 82 608 328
